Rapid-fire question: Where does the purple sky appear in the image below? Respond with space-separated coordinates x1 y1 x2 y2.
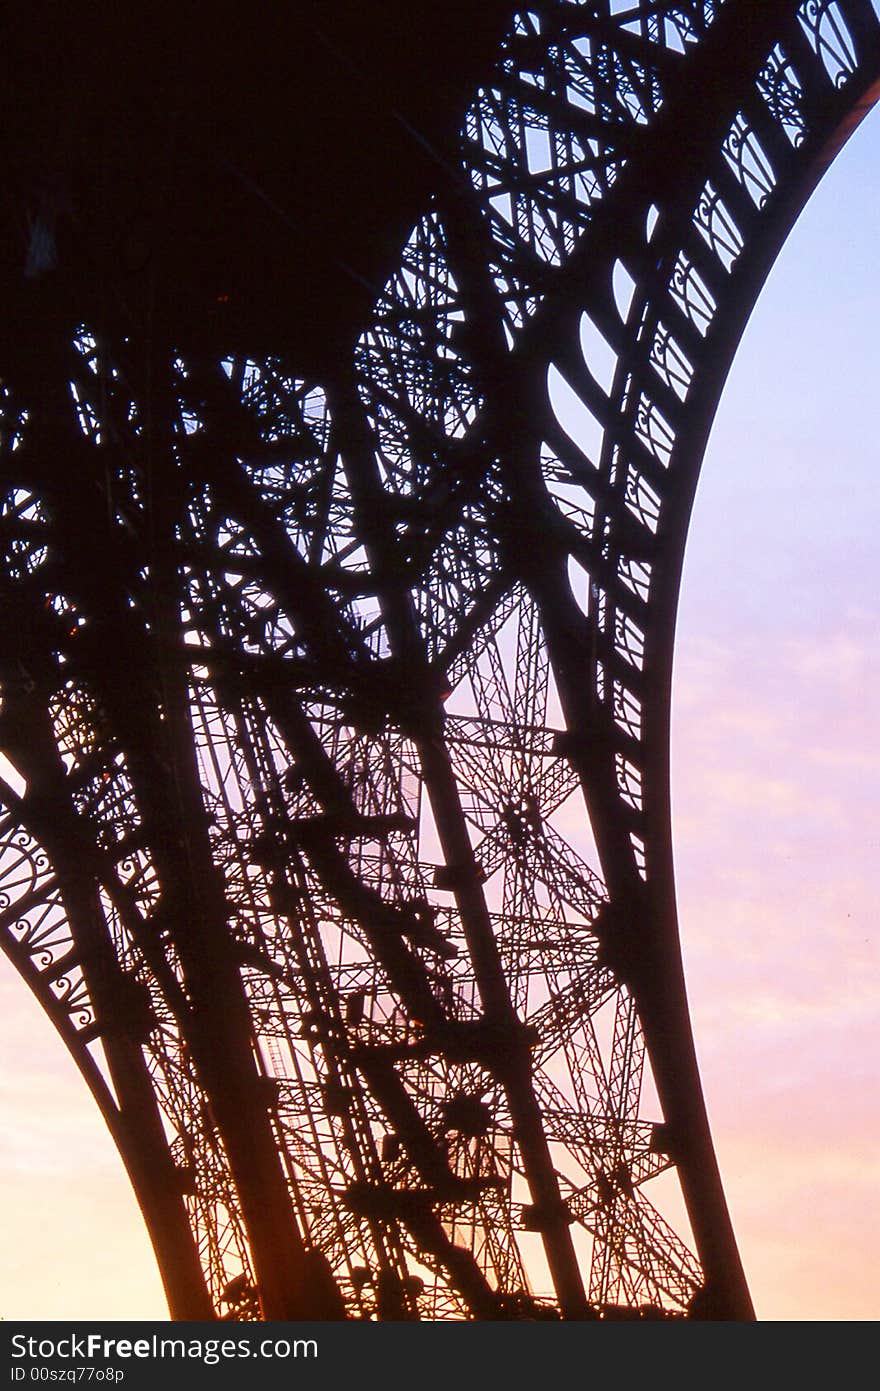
1 98 877 1323
671 98 880 1319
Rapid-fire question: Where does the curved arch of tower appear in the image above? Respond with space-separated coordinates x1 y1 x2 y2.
1 0 877 1320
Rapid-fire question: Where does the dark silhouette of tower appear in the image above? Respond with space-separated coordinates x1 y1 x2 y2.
1 0 877 1320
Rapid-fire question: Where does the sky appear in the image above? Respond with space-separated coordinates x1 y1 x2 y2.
670 101 880 1319
1 100 878 1324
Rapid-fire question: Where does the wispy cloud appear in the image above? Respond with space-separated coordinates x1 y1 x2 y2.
671 610 879 1319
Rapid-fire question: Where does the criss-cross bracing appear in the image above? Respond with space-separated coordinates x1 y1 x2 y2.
2 0 878 1320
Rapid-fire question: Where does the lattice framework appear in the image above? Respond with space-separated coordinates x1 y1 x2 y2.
2 0 878 1320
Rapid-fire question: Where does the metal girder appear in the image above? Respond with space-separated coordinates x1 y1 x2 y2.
1 0 878 1321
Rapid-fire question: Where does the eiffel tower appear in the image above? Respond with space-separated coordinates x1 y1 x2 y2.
2 0 877 1320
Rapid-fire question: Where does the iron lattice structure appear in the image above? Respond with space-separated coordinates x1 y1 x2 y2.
2 0 878 1321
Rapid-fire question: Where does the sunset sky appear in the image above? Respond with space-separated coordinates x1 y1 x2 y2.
1 99 877 1323
669 96 880 1320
